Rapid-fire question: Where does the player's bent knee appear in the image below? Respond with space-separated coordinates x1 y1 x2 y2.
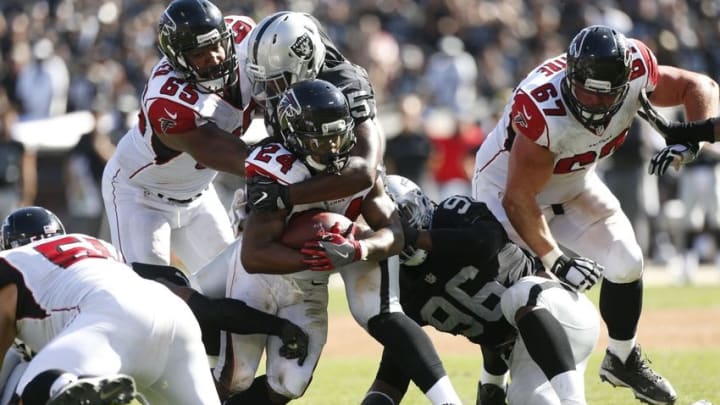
267 373 311 399
500 277 545 327
602 240 643 283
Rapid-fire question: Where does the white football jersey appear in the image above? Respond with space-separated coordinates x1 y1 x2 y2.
474 39 659 204
0 233 140 352
245 142 371 220
112 16 257 200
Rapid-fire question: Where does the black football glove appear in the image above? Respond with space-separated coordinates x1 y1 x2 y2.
549 254 603 292
278 320 309 366
247 176 291 211
399 214 419 248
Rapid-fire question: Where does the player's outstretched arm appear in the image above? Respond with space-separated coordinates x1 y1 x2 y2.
358 176 405 261
156 122 249 176
248 119 382 211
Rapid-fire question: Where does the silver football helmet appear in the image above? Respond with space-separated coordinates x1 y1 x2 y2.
385 175 434 266
245 12 326 105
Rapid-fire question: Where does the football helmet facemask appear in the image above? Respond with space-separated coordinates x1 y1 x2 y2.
277 79 355 174
157 0 237 93
2 206 66 250
385 175 434 266
245 12 326 106
562 25 632 129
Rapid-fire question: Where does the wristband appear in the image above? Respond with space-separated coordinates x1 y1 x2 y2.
540 248 563 270
358 240 369 261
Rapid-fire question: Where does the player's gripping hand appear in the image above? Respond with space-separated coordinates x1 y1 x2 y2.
550 255 603 292
301 223 362 271
278 320 309 366
648 143 699 176
246 175 291 211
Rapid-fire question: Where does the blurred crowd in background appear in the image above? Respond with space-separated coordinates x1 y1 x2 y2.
1 0 719 282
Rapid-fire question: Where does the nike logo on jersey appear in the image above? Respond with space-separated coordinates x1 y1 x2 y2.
164 108 178 120
253 192 269 205
522 105 532 120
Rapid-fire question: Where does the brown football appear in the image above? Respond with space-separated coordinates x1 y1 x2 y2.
280 209 354 249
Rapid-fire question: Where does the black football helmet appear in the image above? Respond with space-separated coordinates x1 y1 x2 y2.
562 25 632 129
2 206 65 250
276 79 356 174
157 0 237 93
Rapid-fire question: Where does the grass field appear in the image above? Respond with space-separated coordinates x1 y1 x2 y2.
285 281 720 405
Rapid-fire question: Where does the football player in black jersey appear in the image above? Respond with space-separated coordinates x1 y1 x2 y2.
360 176 600 405
243 11 384 211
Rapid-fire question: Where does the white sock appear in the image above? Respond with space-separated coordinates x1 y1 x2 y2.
481 368 507 387
49 373 78 398
549 370 586 405
607 337 636 363
425 375 462 405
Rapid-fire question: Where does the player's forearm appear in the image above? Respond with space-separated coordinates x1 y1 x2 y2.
361 228 402 262
195 140 248 176
287 157 374 204
241 244 307 274
502 194 559 260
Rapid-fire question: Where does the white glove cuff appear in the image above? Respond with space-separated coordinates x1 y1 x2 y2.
541 248 564 270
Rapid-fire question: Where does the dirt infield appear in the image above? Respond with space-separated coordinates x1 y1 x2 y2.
322 307 720 358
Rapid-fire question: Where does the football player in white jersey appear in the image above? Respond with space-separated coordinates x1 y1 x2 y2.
101 0 256 275
214 80 461 405
0 207 220 405
472 25 719 404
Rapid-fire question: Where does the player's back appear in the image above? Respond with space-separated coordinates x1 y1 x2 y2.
0 233 146 349
399 196 535 348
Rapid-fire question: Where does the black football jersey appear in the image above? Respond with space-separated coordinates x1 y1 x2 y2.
264 29 377 139
398 195 537 349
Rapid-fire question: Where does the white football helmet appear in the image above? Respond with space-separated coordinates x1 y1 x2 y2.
245 11 327 105
385 175 434 266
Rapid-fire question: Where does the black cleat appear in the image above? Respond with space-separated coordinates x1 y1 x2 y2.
476 383 507 405
599 345 677 404
48 374 139 405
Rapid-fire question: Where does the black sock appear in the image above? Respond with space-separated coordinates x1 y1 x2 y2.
517 308 575 379
21 369 67 405
599 279 642 340
367 312 445 392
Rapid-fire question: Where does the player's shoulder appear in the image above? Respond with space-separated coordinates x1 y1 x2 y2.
245 141 311 185
434 195 498 227
224 15 255 43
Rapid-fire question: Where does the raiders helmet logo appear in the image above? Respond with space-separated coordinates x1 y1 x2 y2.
290 33 314 60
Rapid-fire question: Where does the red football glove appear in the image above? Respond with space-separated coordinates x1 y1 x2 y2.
301 223 361 271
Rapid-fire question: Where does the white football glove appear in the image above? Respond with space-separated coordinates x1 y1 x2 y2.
648 143 699 176
549 255 603 292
